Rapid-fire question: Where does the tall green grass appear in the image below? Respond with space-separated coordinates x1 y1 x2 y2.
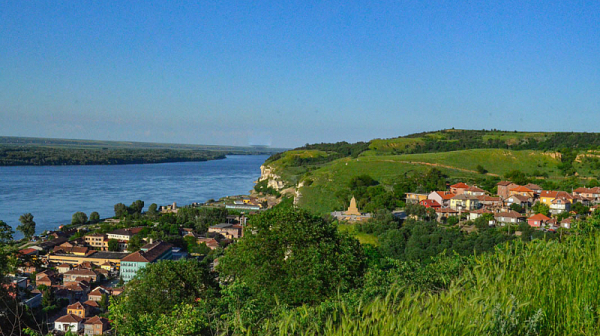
271 234 600 335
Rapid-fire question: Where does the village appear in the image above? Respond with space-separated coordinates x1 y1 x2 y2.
3 196 266 335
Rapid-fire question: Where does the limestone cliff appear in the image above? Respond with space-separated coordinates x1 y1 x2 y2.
258 165 285 190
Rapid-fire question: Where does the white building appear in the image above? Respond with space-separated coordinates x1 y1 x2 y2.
54 314 83 333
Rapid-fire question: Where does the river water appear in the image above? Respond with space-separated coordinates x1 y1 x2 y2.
0 155 268 237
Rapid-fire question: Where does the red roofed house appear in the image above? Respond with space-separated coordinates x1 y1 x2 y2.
509 186 534 199
18 248 39 258
84 315 111 336
450 183 470 195
419 199 441 209
428 191 455 208
528 214 551 227
54 314 83 333
67 301 88 318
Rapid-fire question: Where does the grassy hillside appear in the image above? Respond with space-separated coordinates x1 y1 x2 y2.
262 130 600 214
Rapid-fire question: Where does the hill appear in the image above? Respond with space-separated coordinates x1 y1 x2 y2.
257 129 600 214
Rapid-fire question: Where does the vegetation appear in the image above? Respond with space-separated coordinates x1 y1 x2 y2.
17 213 36 240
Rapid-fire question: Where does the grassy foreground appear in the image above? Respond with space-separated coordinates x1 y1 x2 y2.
273 233 600 335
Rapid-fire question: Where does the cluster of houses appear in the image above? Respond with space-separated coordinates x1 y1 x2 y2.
406 182 600 229
6 212 253 334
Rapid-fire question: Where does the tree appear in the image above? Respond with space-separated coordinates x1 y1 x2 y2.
476 165 488 174
447 216 459 225
510 203 524 213
99 293 109 312
17 213 36 240
0 220 14 244
41 286 55 308
89 212 100 224
218 208 366 307
114 203 128 218
129 200 145 214
127 235 143 252
71 212 88 225
532 202 550 216
108 239 120 251
109 259 218 333
146 203 159 219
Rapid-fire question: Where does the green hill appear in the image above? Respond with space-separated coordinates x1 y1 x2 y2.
259 129 600 214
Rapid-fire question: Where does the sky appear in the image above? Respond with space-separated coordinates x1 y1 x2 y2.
1 1 599 148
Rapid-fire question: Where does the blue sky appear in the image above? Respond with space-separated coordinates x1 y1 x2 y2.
1 1 599 148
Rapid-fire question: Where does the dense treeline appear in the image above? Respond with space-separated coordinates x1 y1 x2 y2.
265 141 370 165
0 145 226 166
267 130 600 167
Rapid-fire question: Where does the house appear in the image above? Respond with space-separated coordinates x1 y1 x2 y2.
528 214 552 227
505 194 532 208
36 276 54 287
84 316 110 336
197 238 219 250
419 199 441 209
64 269 98 283
435 208 459 221
464 186 487 196
208 223 243 239
572 194 593 207
54 314 83 333
87 287 109 302
67 301 88 318
36 270 55 281
497 181 519 199
100 261 114 272
57 263 72 274
428 191 456 208
449 194 480 211
120 241 173 282
573 187 600 202
477 195 503 209
18 248 39 258
450 182 470 195
540 191 573 206
469 209 492 221
83 300 100 313
106 227 144 241
406 193 428 204
53 245 91 256
17 262 38 275
561 217 573 229
550 197 572 215
509 186 535 199
494 211 525 225
524 183 543 195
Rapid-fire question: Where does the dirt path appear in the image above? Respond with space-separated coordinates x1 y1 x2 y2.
373 159 500 177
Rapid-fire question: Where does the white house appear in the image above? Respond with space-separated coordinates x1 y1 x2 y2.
54 314 83 333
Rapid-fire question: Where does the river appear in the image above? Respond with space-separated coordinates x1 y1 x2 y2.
0 155 269 237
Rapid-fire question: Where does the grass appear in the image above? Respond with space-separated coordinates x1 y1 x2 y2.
273 232 600 335
337 223 379 246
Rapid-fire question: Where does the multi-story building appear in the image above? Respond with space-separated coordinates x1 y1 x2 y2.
84 234 107 250
120 241 173 282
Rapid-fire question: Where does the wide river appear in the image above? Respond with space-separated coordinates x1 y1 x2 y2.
0 155 269 237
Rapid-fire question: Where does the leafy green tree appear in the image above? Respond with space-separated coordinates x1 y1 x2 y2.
129 200 145 214
0 220 14 244
504 170 529 185
114 203 128 218
99 293 110 312
572 202 589 215
532 202 550 216
108 239 120 251
17 213 36 240
510 203 524 213
146 203 159 219
476 165 488 174
447 216 459 225
71 211 88 225
218 208 366 307
41 286 55 308
127 235 143 252
89 211 100 224
109 259 218 333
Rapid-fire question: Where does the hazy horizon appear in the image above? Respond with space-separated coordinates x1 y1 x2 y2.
2 1 599 148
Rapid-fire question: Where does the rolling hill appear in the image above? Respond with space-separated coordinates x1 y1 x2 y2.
257 129 600 214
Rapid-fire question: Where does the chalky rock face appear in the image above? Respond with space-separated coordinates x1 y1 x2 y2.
258 165 285 190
